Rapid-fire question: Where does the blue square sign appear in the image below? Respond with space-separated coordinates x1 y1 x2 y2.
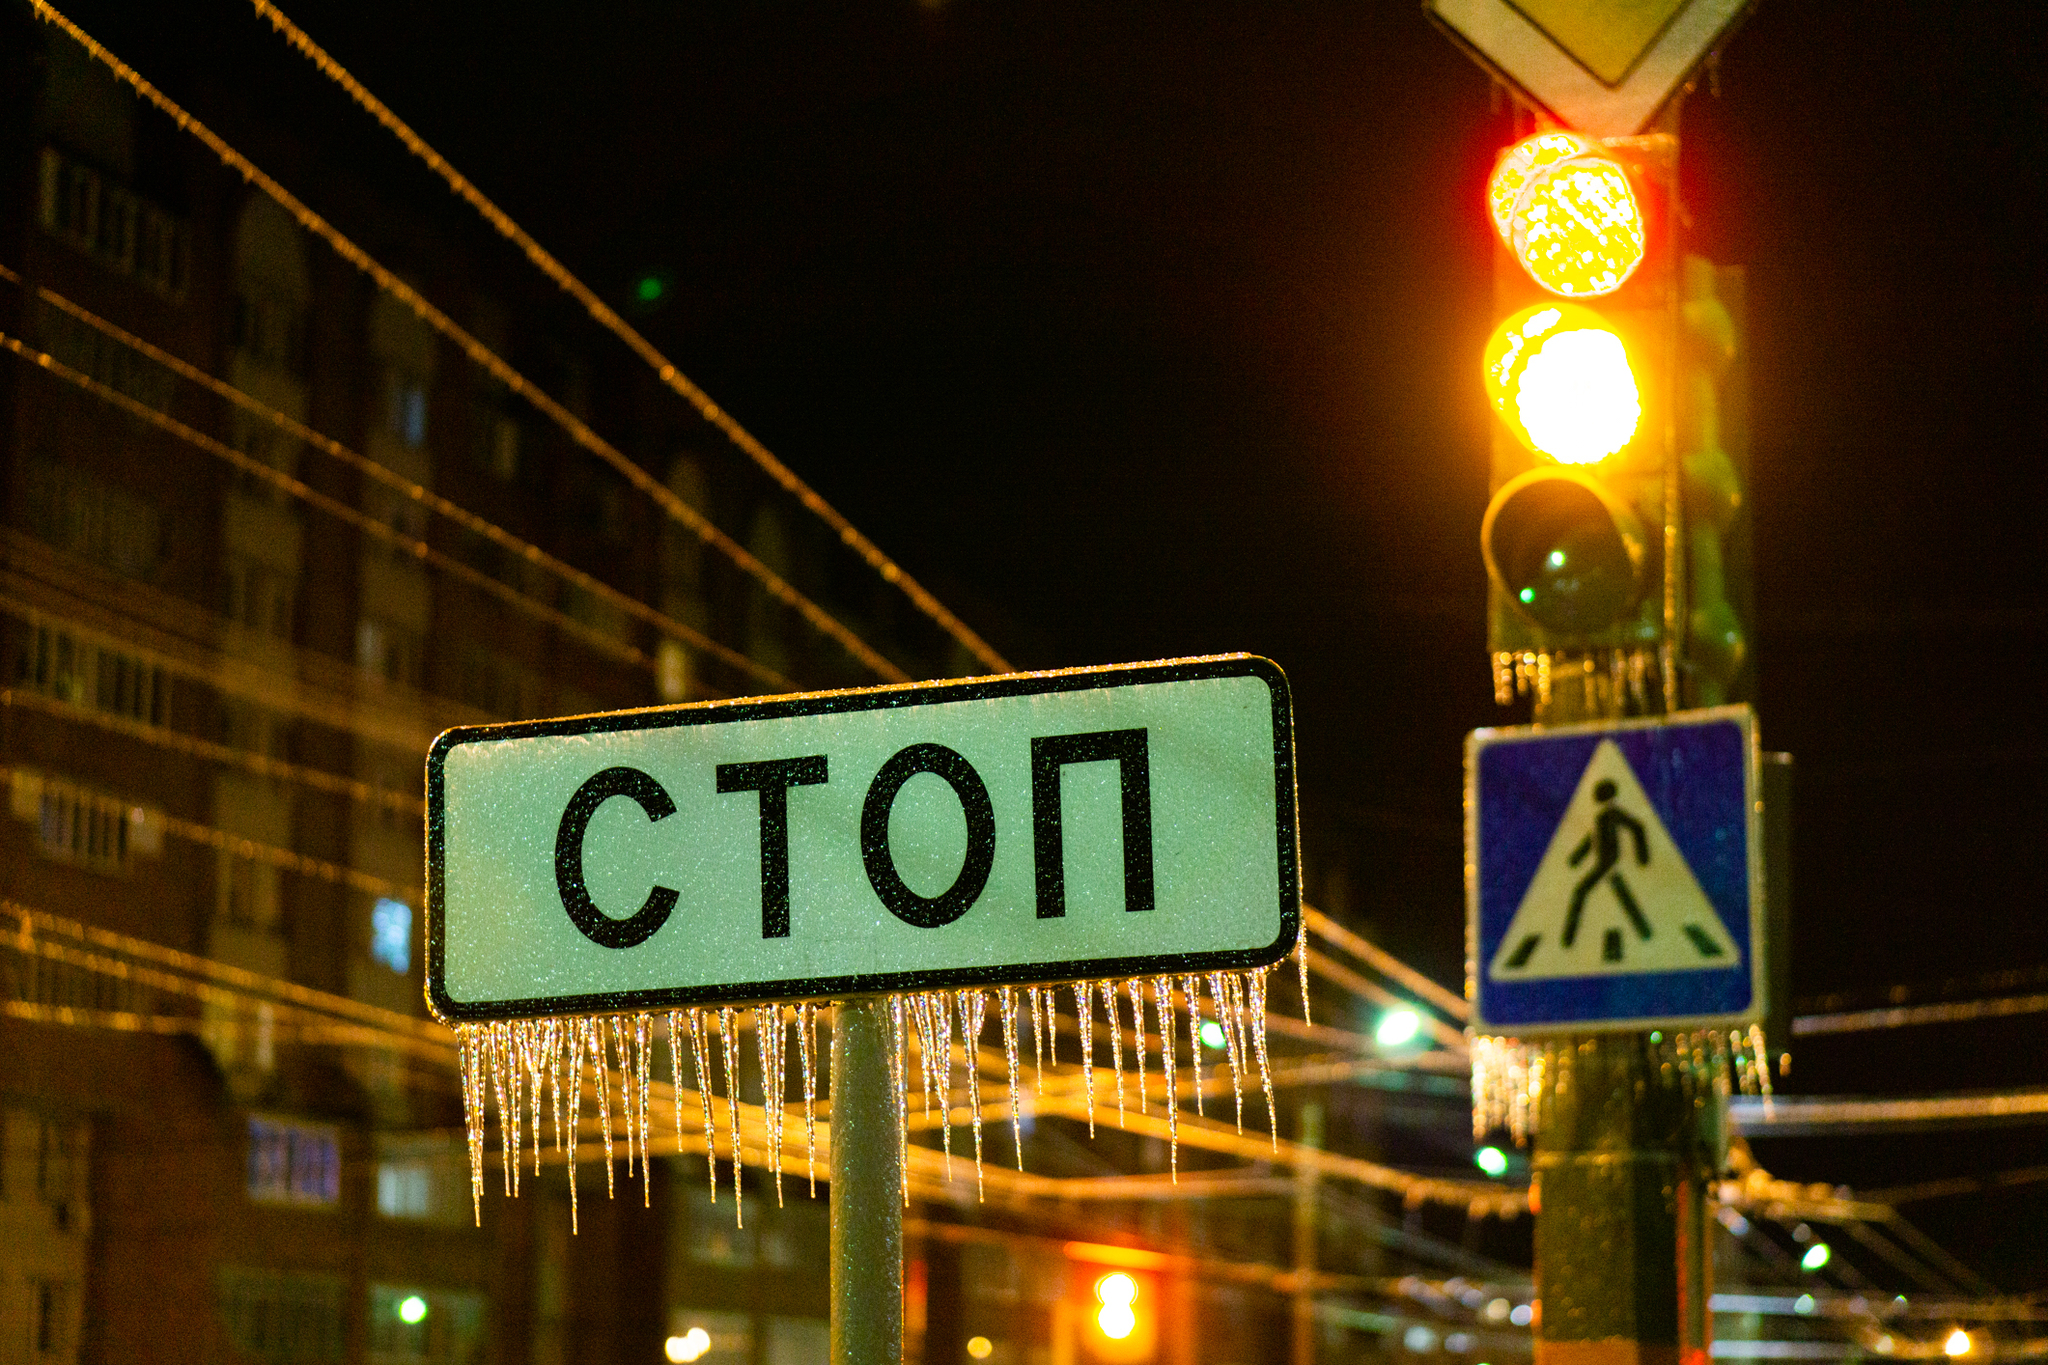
1467 706 1765 1035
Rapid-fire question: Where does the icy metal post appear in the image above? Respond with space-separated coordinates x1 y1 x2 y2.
830 996 904 1365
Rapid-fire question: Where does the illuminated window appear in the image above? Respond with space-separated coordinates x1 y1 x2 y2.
371 898 412 974
247 1116 340 1207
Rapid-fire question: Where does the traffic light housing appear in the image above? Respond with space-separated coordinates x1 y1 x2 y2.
1480 121 1752 712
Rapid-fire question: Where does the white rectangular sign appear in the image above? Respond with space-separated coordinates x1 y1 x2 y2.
427 655 1299 1021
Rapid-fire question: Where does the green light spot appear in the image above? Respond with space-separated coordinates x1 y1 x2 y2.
1474 1146 1509 1178
1518 587 1535 604
1375 1008 1420 1047
1802 1243 1831 1272
398 1295 429 1325
1547 549 1567 569
636 275 665 303
1649 1031 1661 1043
1199 1020 1227 1049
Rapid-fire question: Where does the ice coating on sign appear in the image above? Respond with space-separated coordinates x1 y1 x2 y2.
450 968 1284 1231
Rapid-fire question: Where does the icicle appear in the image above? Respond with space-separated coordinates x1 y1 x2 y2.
1154 978 1178 1180
931 992 956 1181
688 1009 719 1203
999 986 1024 1168
1295 924 1311 1028
1204 978 1236 1137
637 1013 654 1205
957 989 987 1198
718 1006 743 1228
1219 971 1249 1133
913 994 937 1121
1101 980 1127 1128
566 1020 584 1232
459 1026 485 1225
1749 1022 1774 1113
797 1002 819 1195
1073 983 1095 1136
523 1020 545 1182
889 995 910 1206
608 1017 635 1185
1246 971 1277 1148
667 1012 687 1169
757 1005 785 1207
1125 980 1149 1115
545 1019 565 1185
490 1022 515 1198
1181 975 1205 1118
1026 985 1046 1092
591 1019 616 1199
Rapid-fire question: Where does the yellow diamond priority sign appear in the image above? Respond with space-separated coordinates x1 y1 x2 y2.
1427 0 1752 137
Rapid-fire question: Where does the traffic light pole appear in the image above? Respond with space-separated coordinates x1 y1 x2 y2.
830 997 905 1365
1522 105 1714 1365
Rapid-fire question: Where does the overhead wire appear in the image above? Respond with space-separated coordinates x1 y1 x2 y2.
235 0 1012 678
0 329 681 678
5 763 419 902
1 687 423 819
27 0 914 686
16 270 795 694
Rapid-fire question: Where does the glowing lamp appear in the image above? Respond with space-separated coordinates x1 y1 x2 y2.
1945 1330 1972 1358
1489 133 1645 298
1801 1242 1832 1272
397 1294 429 1325
1474 1146 1509 1178
1375 1008 1421 1047
1095 1272 1138 1340
667 1327 712 1363
1484 303 1641 466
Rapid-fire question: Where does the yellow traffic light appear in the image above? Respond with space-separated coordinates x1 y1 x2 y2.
1484 303 1642 466
1489 132 1645 298
1095 1273 1138 1339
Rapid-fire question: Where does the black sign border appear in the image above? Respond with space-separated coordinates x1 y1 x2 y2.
426 654 1298 1023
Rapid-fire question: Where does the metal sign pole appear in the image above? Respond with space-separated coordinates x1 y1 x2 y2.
830 997 904 1365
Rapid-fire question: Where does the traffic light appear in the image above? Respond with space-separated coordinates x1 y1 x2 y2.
1480 124 1751 712
1083 1270 1156 1363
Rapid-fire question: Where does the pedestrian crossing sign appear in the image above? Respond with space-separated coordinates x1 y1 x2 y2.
1467 706 1764 1034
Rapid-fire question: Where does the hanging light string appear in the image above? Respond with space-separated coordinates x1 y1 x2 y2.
1 686 422 819
0 328 678 681
26 0 912 687
235 0 1012 679
13 270 794 695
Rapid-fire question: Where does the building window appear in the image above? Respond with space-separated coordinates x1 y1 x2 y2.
356 619 424 688
370 898 411 974
31 776 131 873
385 369 429 449
247 1117 340 1207
28 1280 75 1360
23 460 165 581
12 624 170 725
367 1285 486 1364
219 1268 345 1364
226 556 297 641
36 146 190 298
232 288 309 377
373 1135 466 1226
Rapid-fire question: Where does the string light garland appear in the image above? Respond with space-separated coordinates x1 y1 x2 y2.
17 273 794 695
25 0 912 686
236 0 1012 678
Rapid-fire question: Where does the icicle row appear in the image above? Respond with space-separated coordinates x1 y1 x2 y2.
1471 1027 1781 1143
451 967 1292 1228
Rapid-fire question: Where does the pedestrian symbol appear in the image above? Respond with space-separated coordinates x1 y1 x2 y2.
1487 739 1738 981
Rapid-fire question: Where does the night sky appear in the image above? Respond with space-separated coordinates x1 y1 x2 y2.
46 0 2048 1276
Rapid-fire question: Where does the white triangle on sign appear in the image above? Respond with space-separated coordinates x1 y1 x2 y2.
1488 739 1739 981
